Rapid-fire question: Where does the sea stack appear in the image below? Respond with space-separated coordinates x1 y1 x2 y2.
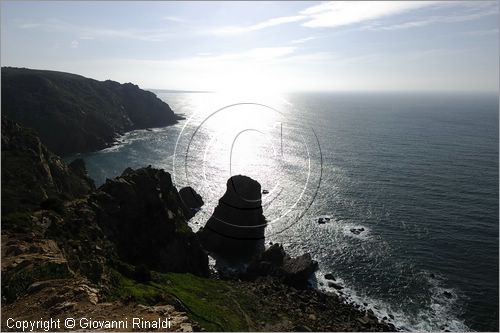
198 175 267 261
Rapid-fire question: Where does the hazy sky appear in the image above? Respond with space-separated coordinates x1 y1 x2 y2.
1 1 498 92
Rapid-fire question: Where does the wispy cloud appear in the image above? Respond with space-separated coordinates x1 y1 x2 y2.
19 23 42 29
290 36 320 44
173 46 298 64
16 18 178 42
463 28 499 36
70 40 79 48
210 1 435 35
210 1 497 36
162 16 185 23
211 15 305 35
300 1 434 28
363 6 498 31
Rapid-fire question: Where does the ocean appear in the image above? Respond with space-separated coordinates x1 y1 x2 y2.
74 92 499 331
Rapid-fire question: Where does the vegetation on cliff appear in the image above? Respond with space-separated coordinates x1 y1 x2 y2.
1 116 95 215
1 67 182 155
1 118 396 331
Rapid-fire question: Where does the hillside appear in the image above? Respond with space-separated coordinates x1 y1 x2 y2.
1 67 182 155
1 118 396 332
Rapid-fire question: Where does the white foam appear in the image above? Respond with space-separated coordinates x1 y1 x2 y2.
314 269 470 332
341 223 371 240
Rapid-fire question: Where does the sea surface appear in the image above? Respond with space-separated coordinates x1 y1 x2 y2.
75 92 499 331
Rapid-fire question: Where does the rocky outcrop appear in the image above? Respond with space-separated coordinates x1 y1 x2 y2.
94 167 209 276
1 278 199 332
1 116 95 215
1 67 182 155
242 244 318 289
198 175 267 261
0 115 396 331
179 186 204 220
1 234 73 303
236 277 396 332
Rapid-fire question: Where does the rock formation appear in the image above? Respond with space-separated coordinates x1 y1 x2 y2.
1 67 182 155
94 166 209 276
198 175 267 261
2 119 210 305
242 244 319 289
1 116 95 215
179 186 204 220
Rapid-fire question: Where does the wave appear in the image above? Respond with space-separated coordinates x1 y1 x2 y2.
314 268 469 332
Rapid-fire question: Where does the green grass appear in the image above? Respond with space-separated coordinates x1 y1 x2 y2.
108 269 266 331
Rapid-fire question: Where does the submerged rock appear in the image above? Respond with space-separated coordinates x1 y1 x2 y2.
328 282 344 290
324 273 335 281
350 227 365 235
198 175 266 261
442 291 453 299
318 217 331 224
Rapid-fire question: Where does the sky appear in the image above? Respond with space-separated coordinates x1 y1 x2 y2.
1 1 498 92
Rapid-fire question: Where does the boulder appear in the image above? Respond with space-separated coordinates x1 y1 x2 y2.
324 273 335 281
242 244 318 290
179 186 204 219
260 243 287 266
282 253 319 289
198 175 266 261
328 282 344 290
442 291 453 299
350 227 365 235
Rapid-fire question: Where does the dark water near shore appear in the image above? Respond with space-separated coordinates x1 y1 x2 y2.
76 92 498 331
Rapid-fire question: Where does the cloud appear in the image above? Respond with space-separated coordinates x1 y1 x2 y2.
463 28 498 36
162 16 185 22
300 1 434 28
16 19 178 42
173 46 298 65
209 1 496 36
210 1 435 35
363 6 498 31
211 15 305 35
70 40 79 48
19 23 42 29
290 36 320 44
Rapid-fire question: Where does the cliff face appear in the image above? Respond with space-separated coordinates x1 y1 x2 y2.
1 119 209 304
94 167 209 276
198 175 267 261
1 67 181 155
1 116 95 215
0 119 397 332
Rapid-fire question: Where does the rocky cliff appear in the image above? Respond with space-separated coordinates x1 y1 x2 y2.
1 118 397 332
2 118 209 304
198 175 267 261
1 116 95 215
94 167 209 276
1 67 182 155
